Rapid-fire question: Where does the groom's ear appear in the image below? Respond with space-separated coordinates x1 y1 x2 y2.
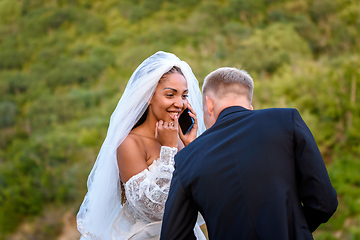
205 96 214 116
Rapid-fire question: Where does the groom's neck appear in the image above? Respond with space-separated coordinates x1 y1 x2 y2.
214 97 252 120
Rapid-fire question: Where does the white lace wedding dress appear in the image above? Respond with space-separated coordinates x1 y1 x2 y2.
110 146 206 240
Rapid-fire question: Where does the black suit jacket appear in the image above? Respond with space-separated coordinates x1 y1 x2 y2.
160 106 337 240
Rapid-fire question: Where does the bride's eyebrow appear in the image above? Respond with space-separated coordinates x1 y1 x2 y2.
163 87 177 92
163 88 189 94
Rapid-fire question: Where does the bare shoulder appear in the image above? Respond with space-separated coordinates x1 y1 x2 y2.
118 133 144 153
117 133 148 183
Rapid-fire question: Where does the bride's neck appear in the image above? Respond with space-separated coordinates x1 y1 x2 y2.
135 114 157 138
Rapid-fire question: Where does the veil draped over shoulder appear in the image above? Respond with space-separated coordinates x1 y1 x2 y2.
77 51 206 239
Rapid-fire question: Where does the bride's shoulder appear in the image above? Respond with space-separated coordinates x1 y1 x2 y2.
117 131 148 182
119 131 144 152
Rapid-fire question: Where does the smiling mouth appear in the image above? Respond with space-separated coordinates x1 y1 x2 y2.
168 112 180 119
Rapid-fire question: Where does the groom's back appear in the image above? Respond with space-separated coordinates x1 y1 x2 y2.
176 106 315 240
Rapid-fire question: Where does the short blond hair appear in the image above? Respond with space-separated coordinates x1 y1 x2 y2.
202 67 254 102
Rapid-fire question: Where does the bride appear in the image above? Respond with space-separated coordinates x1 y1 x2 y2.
77 51 206 240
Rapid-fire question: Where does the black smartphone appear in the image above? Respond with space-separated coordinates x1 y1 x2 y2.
179 108 194 135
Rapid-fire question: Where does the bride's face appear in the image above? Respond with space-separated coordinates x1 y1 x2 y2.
150 72 188 122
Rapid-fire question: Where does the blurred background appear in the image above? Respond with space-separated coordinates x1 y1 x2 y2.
0 0 359 239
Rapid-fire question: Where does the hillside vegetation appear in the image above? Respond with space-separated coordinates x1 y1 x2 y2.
0 0 359 239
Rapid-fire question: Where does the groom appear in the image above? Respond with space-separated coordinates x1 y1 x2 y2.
160 67 338 240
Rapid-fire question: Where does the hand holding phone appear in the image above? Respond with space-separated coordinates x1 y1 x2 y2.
179 108 194 135
178 101 198 146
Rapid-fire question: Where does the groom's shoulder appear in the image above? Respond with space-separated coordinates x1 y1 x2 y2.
254 107 297 116
253 108 299 125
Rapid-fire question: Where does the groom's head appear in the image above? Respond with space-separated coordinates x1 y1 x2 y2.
202 67 254 129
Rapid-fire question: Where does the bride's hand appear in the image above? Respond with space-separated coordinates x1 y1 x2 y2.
155 117 179 148
179 101 198 146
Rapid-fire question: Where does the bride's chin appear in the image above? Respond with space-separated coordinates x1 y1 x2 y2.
156 116 173 123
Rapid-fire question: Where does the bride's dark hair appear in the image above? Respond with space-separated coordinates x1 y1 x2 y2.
131 66 184 130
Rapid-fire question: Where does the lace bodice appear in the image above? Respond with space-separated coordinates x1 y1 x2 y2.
124 146 177 222
111 146 205 240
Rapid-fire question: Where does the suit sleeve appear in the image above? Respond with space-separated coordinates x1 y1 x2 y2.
293 109 338 232
160 160 197 240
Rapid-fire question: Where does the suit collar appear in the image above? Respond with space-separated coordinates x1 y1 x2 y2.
217 106 249 121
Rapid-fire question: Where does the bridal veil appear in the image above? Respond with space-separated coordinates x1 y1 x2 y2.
77 51 205 239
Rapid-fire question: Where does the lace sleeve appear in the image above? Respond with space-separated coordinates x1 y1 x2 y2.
125 146 177 222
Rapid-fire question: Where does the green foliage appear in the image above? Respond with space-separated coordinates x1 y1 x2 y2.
225 0 266 21
315 232 338 240
0 72 30 96
0 0 359 238
0 45 31 70
105 28 131 45
233 23 311 73
0 101 17 128
44 58 105 88
0 0 22 24
118 0 164 22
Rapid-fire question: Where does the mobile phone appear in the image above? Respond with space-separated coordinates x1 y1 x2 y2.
179 108 194 135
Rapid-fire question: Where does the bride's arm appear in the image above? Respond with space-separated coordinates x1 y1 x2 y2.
125 145 177 221
118 120 179 221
